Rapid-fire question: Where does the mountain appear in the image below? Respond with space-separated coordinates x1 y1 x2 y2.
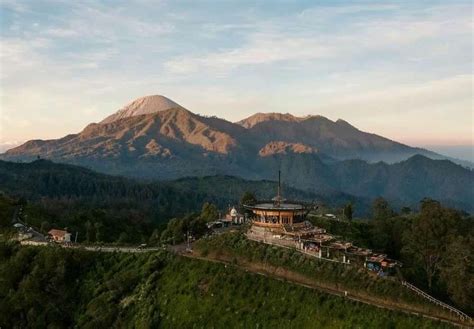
1 95 451 165
100 95 184 124
3 102 251 178
238 113 443 163
2 95 472 212
237 112 306 128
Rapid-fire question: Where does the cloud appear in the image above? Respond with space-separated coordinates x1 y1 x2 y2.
165 34 331 74
0 1 471 146
164 3 471 75
40 2 174 43
0 37 50 79
0 0 30 13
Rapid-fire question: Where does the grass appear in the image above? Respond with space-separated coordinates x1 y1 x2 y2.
0 240 456 328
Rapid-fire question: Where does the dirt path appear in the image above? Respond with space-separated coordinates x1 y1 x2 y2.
28 241 471 327
176 249 472 328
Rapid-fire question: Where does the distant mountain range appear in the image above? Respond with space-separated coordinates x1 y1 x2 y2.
1 95 472 212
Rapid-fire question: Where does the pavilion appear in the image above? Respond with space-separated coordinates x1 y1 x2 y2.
243 171 311 228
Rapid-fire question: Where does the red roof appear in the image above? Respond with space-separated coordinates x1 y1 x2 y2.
48 229 68 238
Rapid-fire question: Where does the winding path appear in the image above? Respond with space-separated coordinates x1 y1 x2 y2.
51 242 472 328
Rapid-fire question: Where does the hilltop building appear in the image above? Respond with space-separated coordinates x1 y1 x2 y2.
244 171 312 228
225 206 245 224
48 229 72 243
243 171 400 275
207 206 247 229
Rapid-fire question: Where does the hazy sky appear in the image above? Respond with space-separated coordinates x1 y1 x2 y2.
1 1 472 153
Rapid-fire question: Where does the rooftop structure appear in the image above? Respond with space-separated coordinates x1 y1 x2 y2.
244 171 311 228
48 229 71 243
244 171 401 276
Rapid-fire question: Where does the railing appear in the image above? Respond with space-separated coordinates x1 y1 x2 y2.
246 234 347 264
401 281 472 322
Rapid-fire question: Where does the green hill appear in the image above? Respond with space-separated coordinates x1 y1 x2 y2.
0 242 453 329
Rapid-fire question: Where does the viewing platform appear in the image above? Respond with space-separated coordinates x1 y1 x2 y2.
244 170 401 276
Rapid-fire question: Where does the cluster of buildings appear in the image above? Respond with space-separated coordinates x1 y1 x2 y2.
15 224 72 246
207 206 247 229
243 173 400 276
13 170 400 277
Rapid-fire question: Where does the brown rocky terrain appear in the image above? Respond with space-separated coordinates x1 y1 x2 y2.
3 94 473 213
258 141 317 157
2 94 441 164
237 112 306 128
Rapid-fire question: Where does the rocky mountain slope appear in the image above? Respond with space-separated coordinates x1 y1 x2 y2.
2 94 445 163
2 95 472 211
100 95 184 124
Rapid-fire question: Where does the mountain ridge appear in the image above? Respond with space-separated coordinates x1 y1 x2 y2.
2 94 456 163
2 95 472 212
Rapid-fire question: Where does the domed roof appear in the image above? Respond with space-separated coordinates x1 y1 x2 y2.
230 207 238 216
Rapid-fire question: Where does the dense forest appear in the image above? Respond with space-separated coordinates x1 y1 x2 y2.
0 241 453 329
0 159 361 243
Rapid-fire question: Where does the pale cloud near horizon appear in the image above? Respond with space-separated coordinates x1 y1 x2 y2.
0 1 472 153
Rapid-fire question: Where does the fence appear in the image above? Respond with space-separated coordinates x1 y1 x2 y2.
401 281 471 322
247 233 472 323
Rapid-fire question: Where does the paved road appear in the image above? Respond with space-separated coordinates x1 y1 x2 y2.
65 245 165 253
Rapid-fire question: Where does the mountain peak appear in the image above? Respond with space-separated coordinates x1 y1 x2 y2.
237 112 303 129
100 95 185 124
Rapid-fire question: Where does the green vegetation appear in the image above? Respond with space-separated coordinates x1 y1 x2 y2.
343 202 353 221
0 160 322 243
196 232 439 311
309 198 473 315
0 241 453 328
0 160 472 326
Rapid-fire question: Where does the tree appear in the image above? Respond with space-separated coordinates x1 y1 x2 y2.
94 222 104 243
149 229 161 246
189 217 208 238
401 206 411 215
372 197 392 220
439 235 473 313
160 218 186 245
402 199 458 289
240 191 256 215
343 203 353 221
370 198 393 250
84 221 95 243
117 232 129 244
40 221 50 234
200 203 218 222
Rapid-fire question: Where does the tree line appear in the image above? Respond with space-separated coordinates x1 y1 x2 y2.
312 197 473 314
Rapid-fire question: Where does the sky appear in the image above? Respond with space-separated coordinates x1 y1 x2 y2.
0 1 472 160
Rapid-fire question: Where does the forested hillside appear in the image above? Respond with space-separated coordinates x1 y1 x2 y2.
0 242 453 329
1 159 352 243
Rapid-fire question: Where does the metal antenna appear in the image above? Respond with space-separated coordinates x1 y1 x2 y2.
278 170 281 199
272 169 285 206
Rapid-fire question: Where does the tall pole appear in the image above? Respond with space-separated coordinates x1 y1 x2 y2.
187 230 190 250
278 170 281 199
